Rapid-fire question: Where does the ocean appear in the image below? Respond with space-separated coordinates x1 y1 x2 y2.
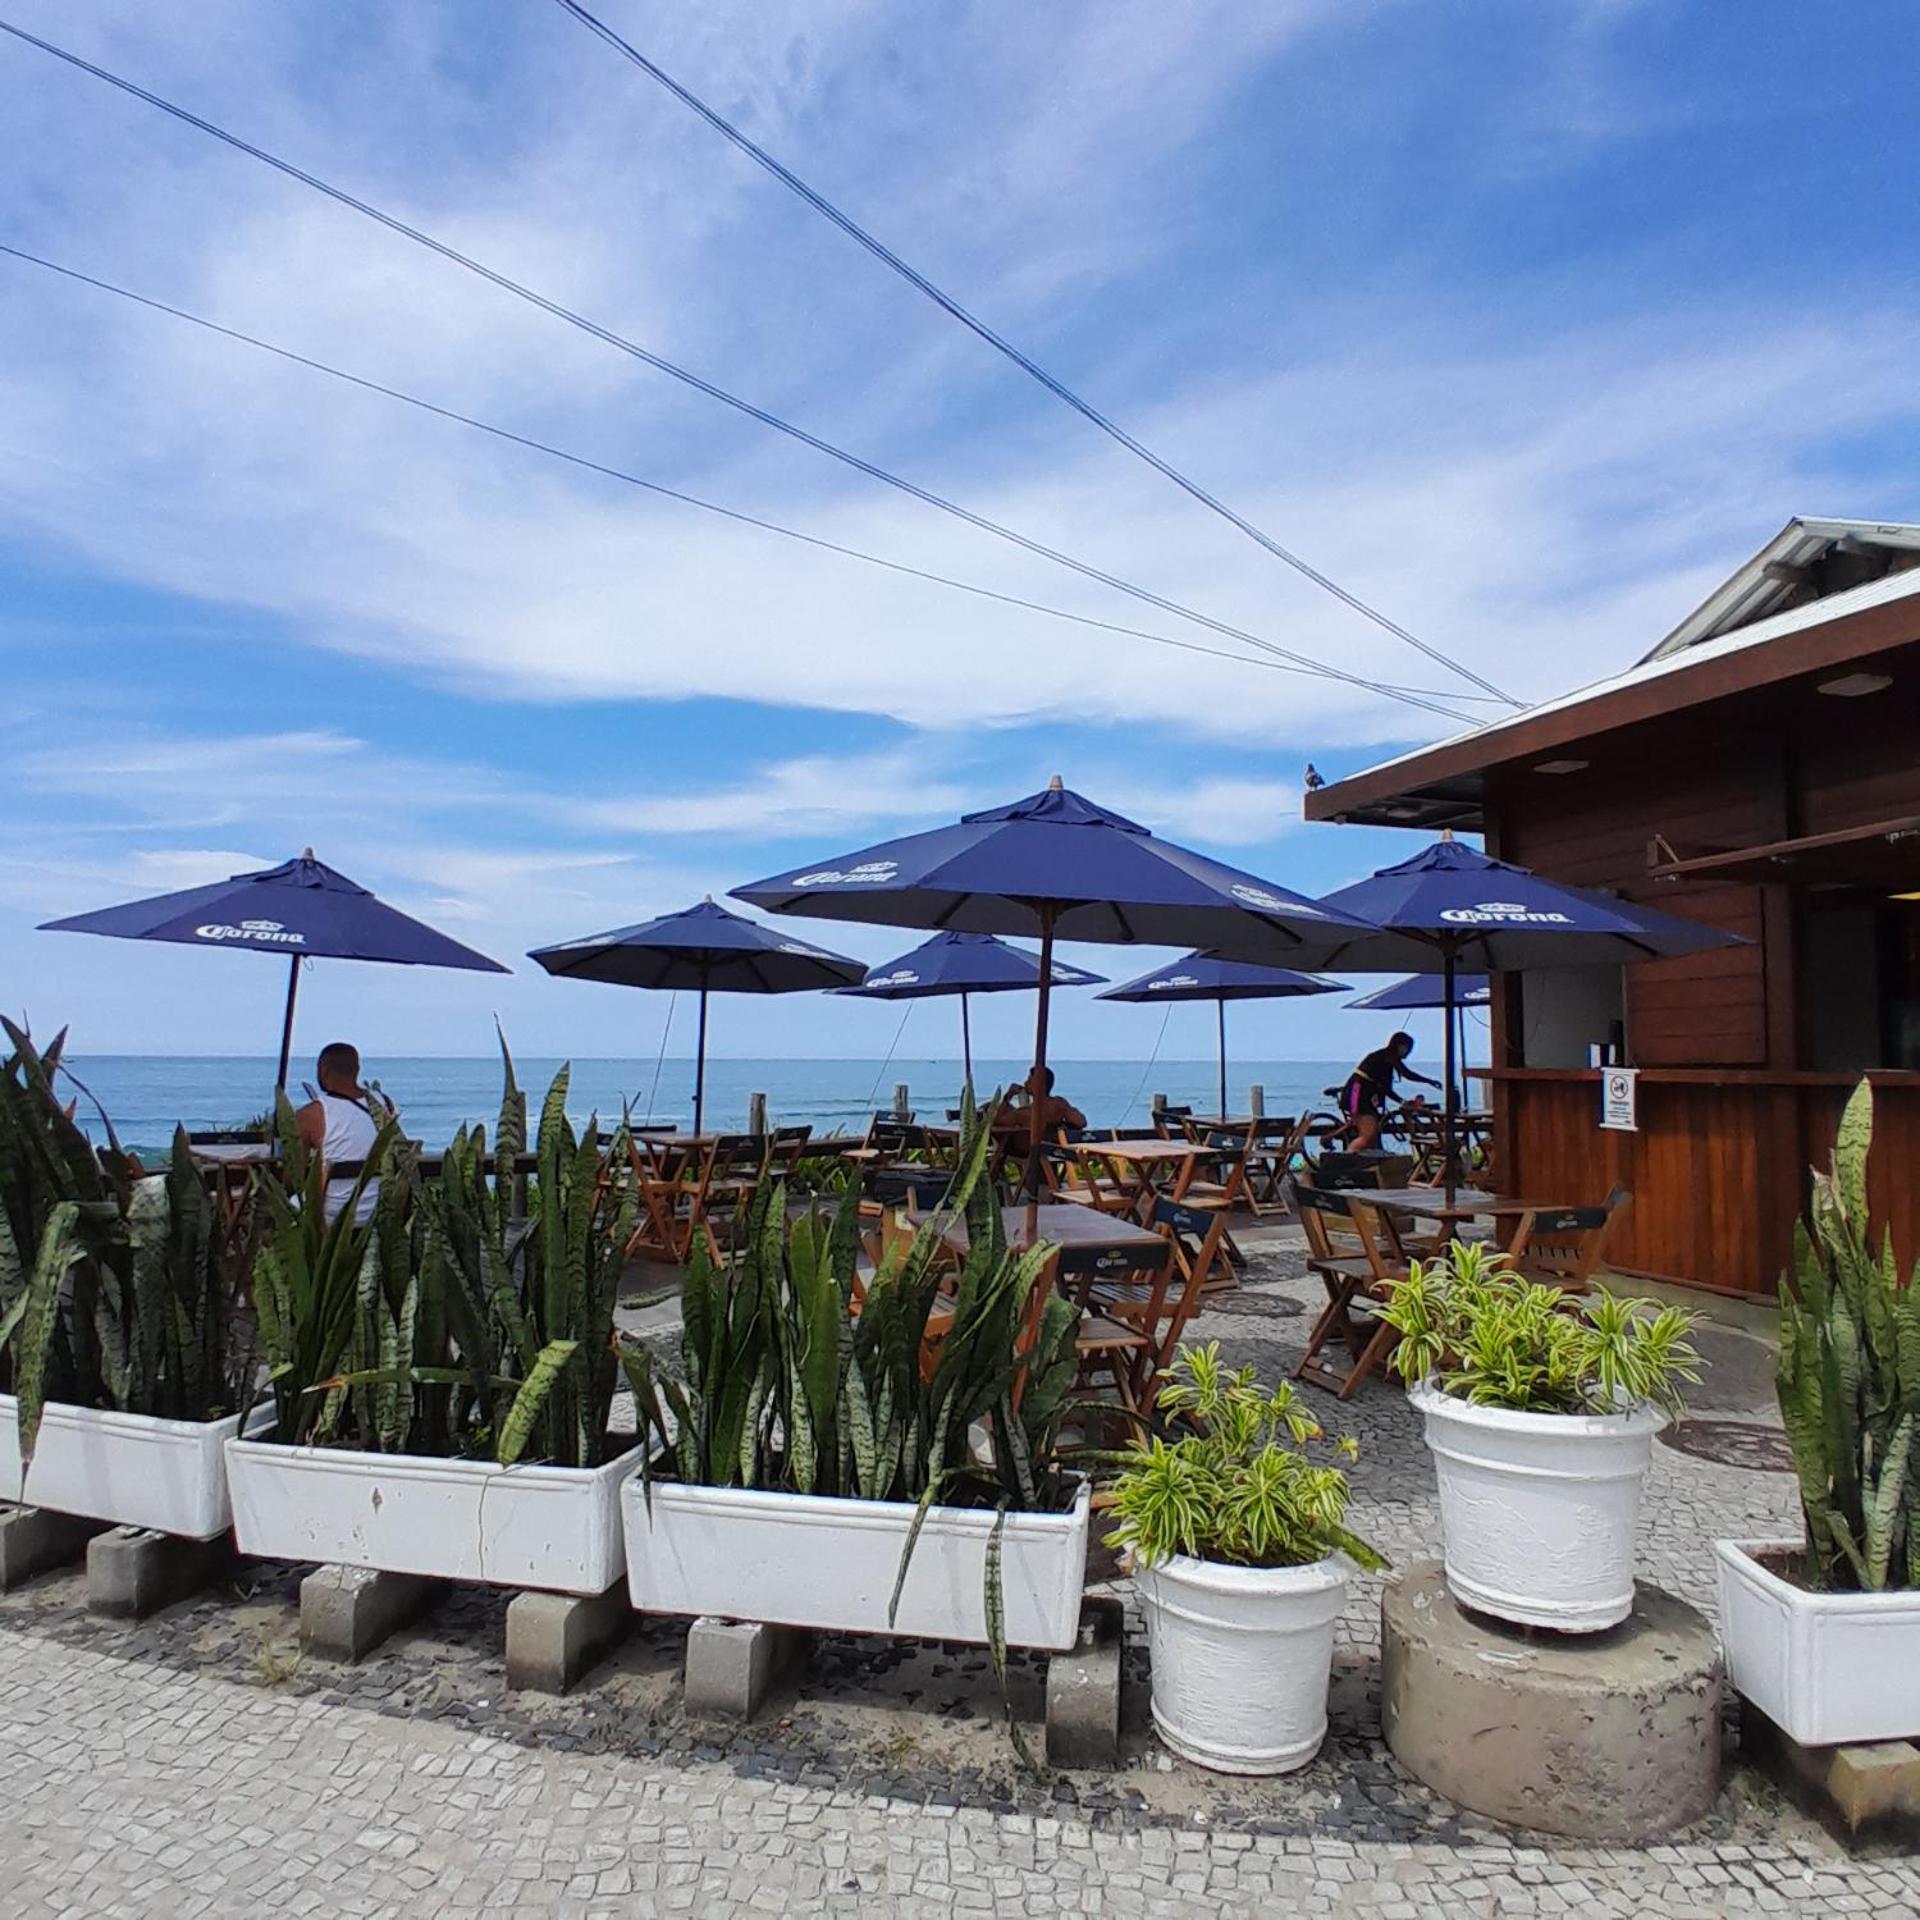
58 1055 1355 1153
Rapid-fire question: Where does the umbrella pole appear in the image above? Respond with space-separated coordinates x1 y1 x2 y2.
274 954 301 1093
1442 943 1459 1204
961 991 973 1089
1024 905 1058 1202
694 985 709 1138
1217 999 1228 1121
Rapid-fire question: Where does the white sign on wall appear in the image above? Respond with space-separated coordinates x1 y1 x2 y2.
1599 1066 1639 1133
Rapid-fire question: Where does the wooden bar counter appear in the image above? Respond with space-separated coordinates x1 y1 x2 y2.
1476 1067 1920 1298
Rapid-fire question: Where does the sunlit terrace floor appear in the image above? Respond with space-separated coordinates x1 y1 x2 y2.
4 1225 1914 1916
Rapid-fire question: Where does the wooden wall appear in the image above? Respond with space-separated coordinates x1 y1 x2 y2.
1489 1071 1920 1296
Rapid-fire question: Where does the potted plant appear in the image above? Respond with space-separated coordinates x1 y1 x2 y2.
1717 1080 1920 1744
1105 1343 1384 1774
226 1052 651 1595
1379 1241 1700 1632
0 1021 258 1539
621 1097 1089 1658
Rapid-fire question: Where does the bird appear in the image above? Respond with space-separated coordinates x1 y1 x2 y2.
1304 764 1325 791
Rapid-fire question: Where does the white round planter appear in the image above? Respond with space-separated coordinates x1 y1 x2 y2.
1132 1552 1349 1774
1411 1380 1664 1632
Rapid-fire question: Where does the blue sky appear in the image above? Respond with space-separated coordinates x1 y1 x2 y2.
3 0 1917 1067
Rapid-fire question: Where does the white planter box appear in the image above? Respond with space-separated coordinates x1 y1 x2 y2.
622 1477 1090 1652
0 1394 262 1540
1133 1552 1349 1775
225 1435 646 1595
1412 1380 1664 1633
1717 1537 1920 1746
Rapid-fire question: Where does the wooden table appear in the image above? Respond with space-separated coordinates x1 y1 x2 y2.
938 1202 1164 1257
1068 1139 1201 1212
1360 1186 1559 1251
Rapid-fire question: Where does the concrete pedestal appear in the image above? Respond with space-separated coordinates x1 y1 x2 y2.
0 1503 106 1591
505 1585 631 1695
299 1565 443 1662
1045 1596 1124 1770
1381 1560 1721 1842
87 1526 232 1619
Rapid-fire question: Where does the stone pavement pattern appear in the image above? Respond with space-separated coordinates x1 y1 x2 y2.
7 1630 1919 1918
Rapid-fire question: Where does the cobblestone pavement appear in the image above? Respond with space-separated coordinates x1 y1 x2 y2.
2 1230 1914 1915
7 1630 1919 1918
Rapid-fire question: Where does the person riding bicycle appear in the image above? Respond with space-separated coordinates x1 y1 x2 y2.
1336 1031 1439 1152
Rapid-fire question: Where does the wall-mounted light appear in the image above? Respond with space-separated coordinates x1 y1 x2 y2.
1816 672 1893 698
1532 759 1590 775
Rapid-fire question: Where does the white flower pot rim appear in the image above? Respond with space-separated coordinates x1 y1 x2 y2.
1134 1550 1349 1594
638 1476 1084 1529
1409 1377 1667 1438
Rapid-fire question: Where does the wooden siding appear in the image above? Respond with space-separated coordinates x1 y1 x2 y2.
1488 1070 1920 1296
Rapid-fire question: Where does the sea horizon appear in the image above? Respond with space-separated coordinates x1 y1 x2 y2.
59 1052 1357 1151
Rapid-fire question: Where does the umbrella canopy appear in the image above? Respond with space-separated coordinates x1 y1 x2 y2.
1346 973 1490 1012
528 899 864 1133
735 778 1371 1188
39 850 508 1089
1098 953 1346 1120
1297 839 1739 1193
837 931 1106 1082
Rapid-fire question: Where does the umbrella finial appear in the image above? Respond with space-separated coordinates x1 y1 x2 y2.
301 846 315 860
1047 773 1063 790
1439 828 1454 842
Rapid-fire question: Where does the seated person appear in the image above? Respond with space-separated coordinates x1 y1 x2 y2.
296 1042 394 1222
1336 1031 1438 1152
993 1067 1087 1157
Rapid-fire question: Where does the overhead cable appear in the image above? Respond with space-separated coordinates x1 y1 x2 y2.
0 19 1479 725
548 0 1519 708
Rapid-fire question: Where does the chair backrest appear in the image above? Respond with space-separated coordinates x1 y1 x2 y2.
709 1133 770 1179
1288 1178 1355 1263
766 1124 812 1170
1052 1234 1174 1311
1150 1196 1231 1305
1510 1191 1625 1291
1153 1105 1194 1139
1344 1196 1412 1285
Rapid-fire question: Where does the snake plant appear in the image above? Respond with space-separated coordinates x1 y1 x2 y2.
1 1020 248 1462
252 1043 636 1468
1778 1079 1920 1591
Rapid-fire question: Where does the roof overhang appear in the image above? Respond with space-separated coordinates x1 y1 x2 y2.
1306 565 1920 832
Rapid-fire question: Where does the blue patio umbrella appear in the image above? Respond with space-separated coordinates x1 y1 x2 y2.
735 778 1373 1189
39 849 509 1090
1285 837 1738 1193
837 931 1105 1083
528 898 864 1134
1097 954 1347 1121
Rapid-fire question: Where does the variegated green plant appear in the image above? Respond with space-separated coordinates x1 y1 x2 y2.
1379 1238 1701 1417
1 1020 248 1462
1105 1343 1385 1573
1778 1079 1920 1592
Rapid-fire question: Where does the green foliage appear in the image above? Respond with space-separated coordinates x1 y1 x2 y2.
1104 1343 1384 1573
1378 1238 1701 1418
0 1021 248 1460
251 1040 640 1468
1778 1080 1920 1592
623 1091 1077 1519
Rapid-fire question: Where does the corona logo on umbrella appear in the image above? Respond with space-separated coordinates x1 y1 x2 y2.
193 918 307 946
1439 901 1573 925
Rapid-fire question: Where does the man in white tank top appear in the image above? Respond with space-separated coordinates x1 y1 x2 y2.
295 1042 391 1223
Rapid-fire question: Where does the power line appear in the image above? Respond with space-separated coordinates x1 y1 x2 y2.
0 18 1480 726
0 242 1490 706
547 0 1520 710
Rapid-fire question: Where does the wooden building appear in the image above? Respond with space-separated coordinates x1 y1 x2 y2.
1306 517 1920 1297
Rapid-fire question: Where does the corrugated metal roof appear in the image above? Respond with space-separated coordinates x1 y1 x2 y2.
1643 516 1920 661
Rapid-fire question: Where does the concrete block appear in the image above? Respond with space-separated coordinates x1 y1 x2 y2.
0 1502 107 1591
1742 1706 1920 1850
86 1525 232 1619
683 1615 809 1721
299 1564 443 1662
505 1584 632 1695
1045 1595 1124 1770
1381 1559 1720 1842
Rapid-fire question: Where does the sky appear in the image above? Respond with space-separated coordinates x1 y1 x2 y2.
2 0 1917 1070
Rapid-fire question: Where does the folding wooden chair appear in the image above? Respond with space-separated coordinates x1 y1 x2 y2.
1058 1236 1180 1424
1505 1188 1629 1296
1036 1142 1135 1215
1153 1104 1195 1141
1290 1183 1410 1399
1238 1114 1310 1218
765 1123 813 1177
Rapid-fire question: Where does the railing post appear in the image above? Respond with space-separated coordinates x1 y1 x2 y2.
1249 1084 1265 1118
747 1091 768 1135
893 1083 912 1121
